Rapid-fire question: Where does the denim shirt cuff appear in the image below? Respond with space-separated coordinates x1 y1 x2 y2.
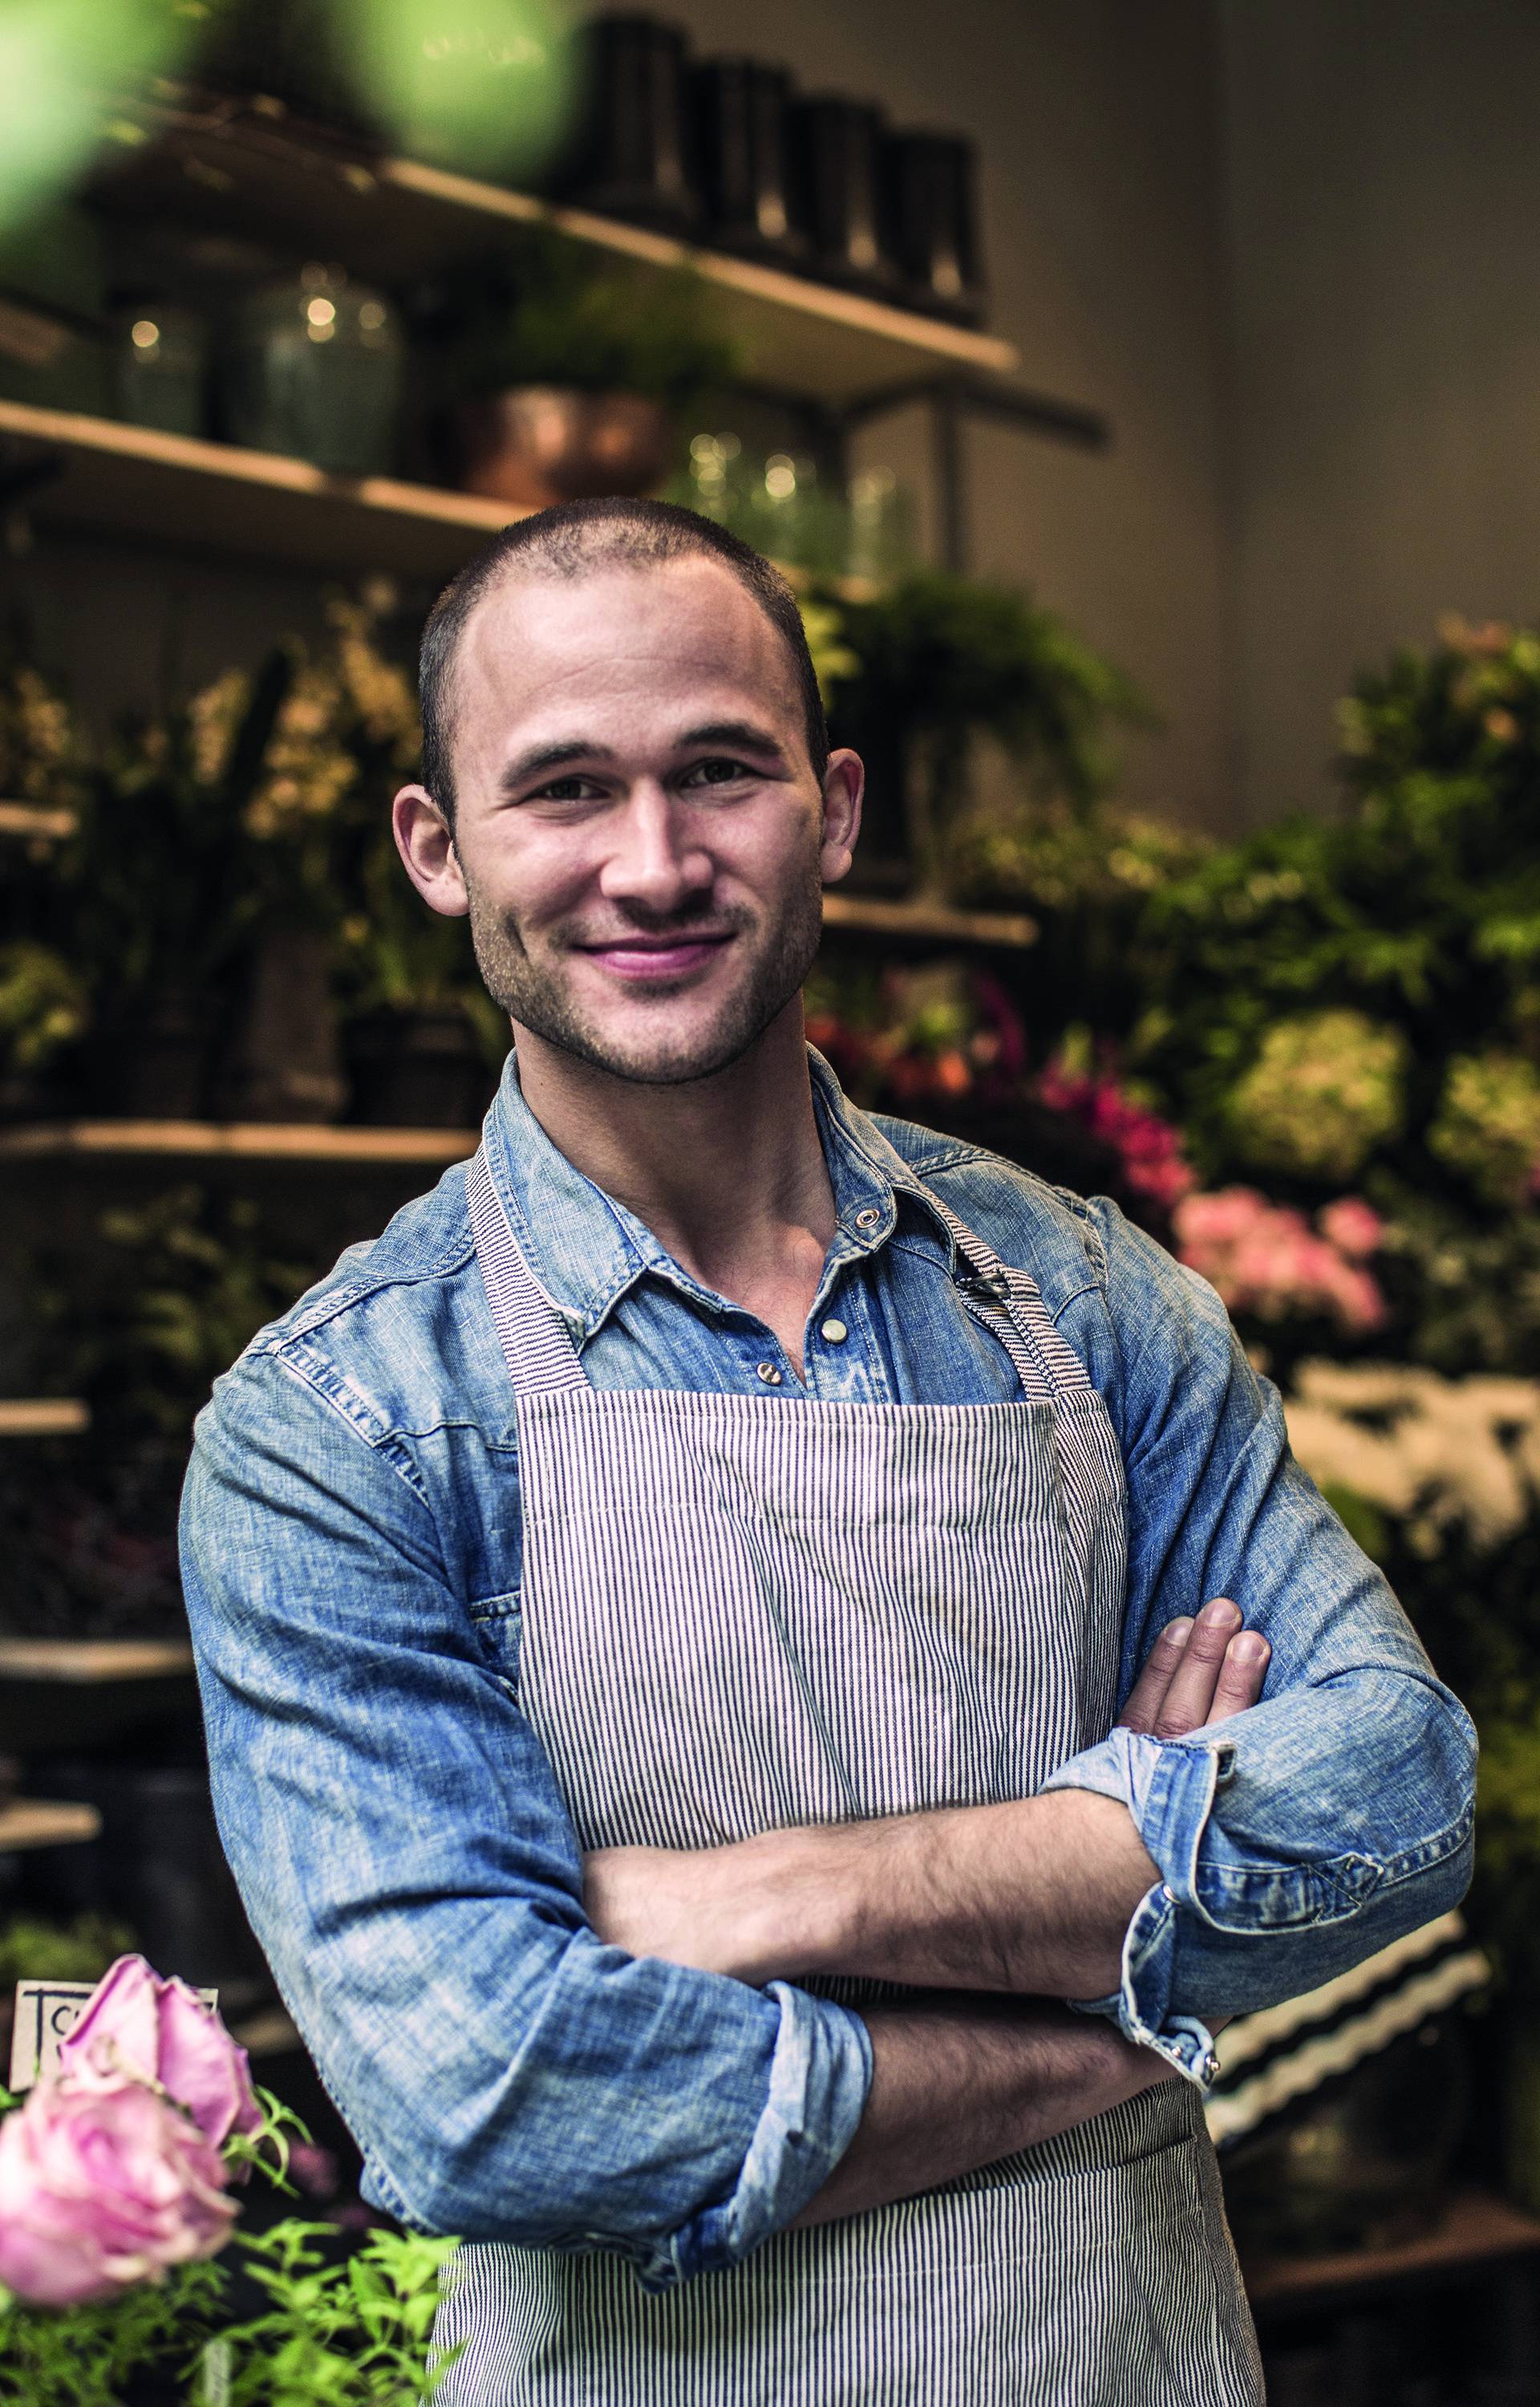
1044 1727 1230 2090
642 1983 873 2290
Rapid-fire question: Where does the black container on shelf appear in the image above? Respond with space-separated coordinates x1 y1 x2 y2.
691 58 805 263
561 14 700 231
189 0 378 144
885 130 987 324
787 96 898 297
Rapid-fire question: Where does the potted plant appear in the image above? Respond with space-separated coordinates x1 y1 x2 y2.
199 589 421 1122
820 570 1149 898
339 841 505 1130
66 664 292 1121
444 234 738 507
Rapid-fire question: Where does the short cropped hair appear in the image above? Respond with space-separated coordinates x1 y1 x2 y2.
417 497 829 819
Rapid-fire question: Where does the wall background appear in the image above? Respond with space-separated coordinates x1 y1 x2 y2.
1218 0 1540 827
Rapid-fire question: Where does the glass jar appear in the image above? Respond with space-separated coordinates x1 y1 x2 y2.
221 263 403 477
111 302 208 438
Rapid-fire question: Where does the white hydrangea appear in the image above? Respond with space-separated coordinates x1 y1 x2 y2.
1285 1359 1540 1550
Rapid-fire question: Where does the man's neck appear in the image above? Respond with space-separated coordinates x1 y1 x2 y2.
508 1006 839 1337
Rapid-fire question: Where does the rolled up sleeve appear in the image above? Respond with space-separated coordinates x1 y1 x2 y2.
180 1347 870 2287
1042 1204 1477 2076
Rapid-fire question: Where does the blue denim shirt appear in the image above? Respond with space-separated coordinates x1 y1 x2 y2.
180 1049 1475 2289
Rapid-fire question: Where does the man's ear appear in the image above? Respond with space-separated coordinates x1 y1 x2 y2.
393 785 469 919
819 749 864 887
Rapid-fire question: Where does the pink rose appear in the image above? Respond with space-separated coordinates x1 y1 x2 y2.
1318 1197 1384 1260
58 1954 261 2147
0 2071 235 2306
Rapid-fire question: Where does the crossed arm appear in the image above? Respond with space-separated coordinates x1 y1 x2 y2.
586 1601 1268 2226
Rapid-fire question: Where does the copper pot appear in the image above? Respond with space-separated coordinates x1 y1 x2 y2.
456 387 673 508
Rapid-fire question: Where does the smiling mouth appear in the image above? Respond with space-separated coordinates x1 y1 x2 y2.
570 930 739 980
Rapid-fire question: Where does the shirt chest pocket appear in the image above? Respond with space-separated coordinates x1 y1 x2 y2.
469 1590 523 1694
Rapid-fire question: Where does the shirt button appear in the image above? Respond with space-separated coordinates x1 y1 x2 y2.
854 1207 881 1230
820 1318 848 1344
756 1362 783 1385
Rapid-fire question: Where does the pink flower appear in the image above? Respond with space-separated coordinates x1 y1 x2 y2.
1173 1187 1387 1334
1036 1061 1197 1208
1318 1197 1384 1260
57 1955 261 2148
0 2071 236 2305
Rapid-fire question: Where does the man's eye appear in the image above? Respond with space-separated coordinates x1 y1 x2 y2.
683 757 748 788
531 776 601 802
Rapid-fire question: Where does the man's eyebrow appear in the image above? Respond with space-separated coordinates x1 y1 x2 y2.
674 720 789 759
497 739 618 792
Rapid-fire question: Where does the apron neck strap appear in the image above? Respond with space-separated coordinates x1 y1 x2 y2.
467 1146 590 1396
922 1192 1093 1401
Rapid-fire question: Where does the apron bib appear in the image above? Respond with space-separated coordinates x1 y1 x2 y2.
435 1146 1262 2406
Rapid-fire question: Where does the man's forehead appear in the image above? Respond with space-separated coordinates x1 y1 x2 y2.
453 555 800 749
464 555 780 672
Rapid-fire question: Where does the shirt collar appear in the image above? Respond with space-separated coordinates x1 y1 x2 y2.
480 1044 959 1344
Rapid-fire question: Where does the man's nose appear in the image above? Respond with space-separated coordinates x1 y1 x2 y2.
597 785 714 915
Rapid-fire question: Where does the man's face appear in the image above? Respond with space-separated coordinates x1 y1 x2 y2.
400 556 860 1087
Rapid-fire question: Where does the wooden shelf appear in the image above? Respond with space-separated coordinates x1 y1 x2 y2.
0 1638 192 1682
0 400 887 590
104 98 1023 411
228 2004 301 2061
0 1116 479 1167
0 800 75 840
0 397 534 580
0 1399 90 1436
0 1798 100 1853
1242 2190 1540 2315
822 893 1039 948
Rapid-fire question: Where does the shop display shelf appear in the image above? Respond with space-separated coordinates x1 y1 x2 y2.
0 1399 90 1436
104 97 1034 413
821 893 1038 948
0 1797 101 1853
0 398 530 580
0 1640 199 1757
1242 2187 1540 2316
0 400 890 591
0 800 76 840
0 1118 479 1167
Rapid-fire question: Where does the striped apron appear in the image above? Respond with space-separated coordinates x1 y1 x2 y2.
436 1147 1263 2405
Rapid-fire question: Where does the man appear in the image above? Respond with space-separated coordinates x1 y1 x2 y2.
180 500 1475 2405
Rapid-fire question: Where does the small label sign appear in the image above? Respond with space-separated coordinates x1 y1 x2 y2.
10 1981 218 2093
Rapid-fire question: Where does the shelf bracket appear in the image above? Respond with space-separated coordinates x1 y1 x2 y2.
839 373 1111 578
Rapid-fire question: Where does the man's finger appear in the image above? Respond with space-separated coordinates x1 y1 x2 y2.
1117 1617 1194 1735
1153 1597 1242 1738
1209 1630 1270 1722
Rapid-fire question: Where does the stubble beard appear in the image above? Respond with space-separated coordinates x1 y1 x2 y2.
465 867 825 1087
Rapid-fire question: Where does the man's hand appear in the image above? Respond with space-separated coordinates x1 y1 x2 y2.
1115 1597 1270 1739
584 1599 1270 1986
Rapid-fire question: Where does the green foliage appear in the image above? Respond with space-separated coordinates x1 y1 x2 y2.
0 940 87 1070
0 652 86 807
829 570 1151 820
0 1914 132 1990
1427 1050 1540 1205
449 234 738 408
213 2223 463 2407
1371 1181 1540 1378
1223 1009 1408 1184
0 2258 226 2407
44 1184 311 1440
64 651 292 1004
